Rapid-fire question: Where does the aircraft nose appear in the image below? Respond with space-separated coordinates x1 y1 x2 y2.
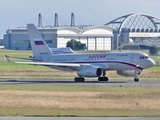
152 59 155 66
148 59 155 67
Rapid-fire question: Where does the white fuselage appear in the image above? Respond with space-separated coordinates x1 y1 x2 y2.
40 51 155 71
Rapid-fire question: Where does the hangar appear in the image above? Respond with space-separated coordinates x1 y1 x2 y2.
4 24 114 50
57 26 114 50
3 13 160 50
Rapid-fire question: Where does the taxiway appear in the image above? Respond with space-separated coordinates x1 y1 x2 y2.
0 79 160 87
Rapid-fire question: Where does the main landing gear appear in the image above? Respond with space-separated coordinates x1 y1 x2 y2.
74 70 109 82
74 77 85 82
98 70 108 82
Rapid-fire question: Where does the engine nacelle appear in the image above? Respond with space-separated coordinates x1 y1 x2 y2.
117 70 141 77
77 66 102 77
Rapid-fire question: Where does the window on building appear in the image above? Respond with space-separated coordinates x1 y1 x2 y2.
13 40 29 44
45 40 52 44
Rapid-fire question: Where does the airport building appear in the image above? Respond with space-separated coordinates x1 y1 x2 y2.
3 13 160 50
4 25 114 50
106 13 160 49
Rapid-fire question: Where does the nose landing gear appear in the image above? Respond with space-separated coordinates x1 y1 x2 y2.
134 70 140 82
134 78 139 82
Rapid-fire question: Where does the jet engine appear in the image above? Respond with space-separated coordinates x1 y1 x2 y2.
77 66 102 77
117 70 141 77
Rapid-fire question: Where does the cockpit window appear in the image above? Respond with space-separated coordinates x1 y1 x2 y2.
140 56 149 59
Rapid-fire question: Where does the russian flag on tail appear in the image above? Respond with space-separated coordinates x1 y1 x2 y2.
34 40 44 45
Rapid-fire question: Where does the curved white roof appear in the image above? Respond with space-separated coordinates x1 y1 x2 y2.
57 27 82 34
106 13 160 33
57 25 114 35
82 25 114 35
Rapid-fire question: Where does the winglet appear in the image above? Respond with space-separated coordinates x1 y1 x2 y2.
5 55 11 62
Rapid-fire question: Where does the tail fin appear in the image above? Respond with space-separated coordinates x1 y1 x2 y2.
27 24 52 56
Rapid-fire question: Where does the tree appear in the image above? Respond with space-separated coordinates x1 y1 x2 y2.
66 39 87 50
149 45 159 55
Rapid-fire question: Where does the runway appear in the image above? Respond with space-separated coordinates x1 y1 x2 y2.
0 79 160 87
0 117 159 120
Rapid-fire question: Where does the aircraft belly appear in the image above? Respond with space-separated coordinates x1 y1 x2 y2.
107 63 138 70
90 63 108 70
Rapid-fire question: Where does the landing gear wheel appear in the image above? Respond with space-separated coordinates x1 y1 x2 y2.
98 77 108 81
74 77 85 82
98 70 108 82
134 78 139 82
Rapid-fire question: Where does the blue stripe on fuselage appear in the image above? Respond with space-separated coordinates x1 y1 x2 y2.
57 61 144 70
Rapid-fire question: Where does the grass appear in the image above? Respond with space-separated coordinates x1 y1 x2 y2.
0 107 159 117
0 85 160 116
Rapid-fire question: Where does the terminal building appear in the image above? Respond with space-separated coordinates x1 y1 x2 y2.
3 13 160 50
106 13 160 49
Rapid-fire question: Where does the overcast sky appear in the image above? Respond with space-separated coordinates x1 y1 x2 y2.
0 0 160 38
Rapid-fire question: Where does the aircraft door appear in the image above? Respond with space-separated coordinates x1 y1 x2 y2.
130 55 134 63
70 57 75 63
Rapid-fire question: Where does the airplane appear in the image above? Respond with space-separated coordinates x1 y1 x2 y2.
14 23 155 82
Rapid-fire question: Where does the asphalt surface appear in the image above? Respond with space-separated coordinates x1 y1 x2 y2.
0 117 160 120
0 79 160 87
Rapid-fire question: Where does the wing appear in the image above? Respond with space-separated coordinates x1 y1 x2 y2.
15 62 91 70
5 55 42 62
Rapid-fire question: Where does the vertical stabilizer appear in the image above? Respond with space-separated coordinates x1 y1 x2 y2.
27 24 52 56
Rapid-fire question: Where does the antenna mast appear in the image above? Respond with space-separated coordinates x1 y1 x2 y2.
38 13 42 27
54 13 59 27
71 13 75 27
